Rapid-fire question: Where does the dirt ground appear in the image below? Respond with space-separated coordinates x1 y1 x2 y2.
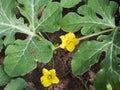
0 0 120 90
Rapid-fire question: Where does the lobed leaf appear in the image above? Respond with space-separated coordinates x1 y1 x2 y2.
4 37 53 77
0 0 16 48
60 0 118 35
0 0 33 36
94 28 120 90
0 0 35 50
0 0 62 49
4 78 27 90
71 27 120 90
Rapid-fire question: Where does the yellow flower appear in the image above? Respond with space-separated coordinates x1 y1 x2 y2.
40 68 59 87
59 32 79 52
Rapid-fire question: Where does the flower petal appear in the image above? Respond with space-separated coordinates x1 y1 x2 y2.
51 76 60 84
42 68 50 76
65 32 75 39
73 38 79 45
40 76 47 82
40 76 51 87
60 36 66 42
49 69 56 76
66 43 75 52
59 43 66 49
42 80 51 87
60 35 67 48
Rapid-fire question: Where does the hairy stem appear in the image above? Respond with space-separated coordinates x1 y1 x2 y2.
52 57 55 68
38 32 45 39
79 29 113 40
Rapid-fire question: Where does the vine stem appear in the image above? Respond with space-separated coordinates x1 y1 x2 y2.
38 32 45 39
79 29 113 40
52 57 55 68
52 46 59 51
77 76 88 90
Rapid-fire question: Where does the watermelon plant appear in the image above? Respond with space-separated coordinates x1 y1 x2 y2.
0 0 120 90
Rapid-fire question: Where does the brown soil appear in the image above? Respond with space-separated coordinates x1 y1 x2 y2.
0 0 120 90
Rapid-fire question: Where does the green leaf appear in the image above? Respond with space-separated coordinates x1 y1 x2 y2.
60 0 118 35
18 1 62 33
71 27 120 90
94 28 120 90
0 65 11 86
106 83 112 90
0 0 17 48
4 78 27 90
0 0 62 46
83 0 88 3
0 0 36 50
61 0 82 8
3 31 16 46
0 0 33 36
71 40 109 75
94 68 120 90
37 2 62 32
94 69 107 90
17 0 51 31
61 13 82 32
4 37 53 77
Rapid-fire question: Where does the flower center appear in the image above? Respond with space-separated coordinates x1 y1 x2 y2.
47 75 52 79
66 39 72 44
